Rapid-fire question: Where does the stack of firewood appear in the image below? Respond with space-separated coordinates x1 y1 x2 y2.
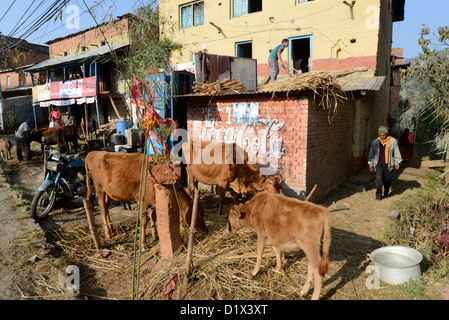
193 79 246 95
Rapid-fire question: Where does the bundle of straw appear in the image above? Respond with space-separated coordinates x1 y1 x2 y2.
259 71 347 124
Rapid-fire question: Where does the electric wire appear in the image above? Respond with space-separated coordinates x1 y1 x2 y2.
0 0 17 25
0 0 71 53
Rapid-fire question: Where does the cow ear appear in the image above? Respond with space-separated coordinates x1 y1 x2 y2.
251 183 264 192
274 175 283 183
229 204 239 216
238 204 246 219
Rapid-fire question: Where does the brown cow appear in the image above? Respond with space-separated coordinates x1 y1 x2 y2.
0 138 13 160
183 140 282 214
227 192 331 300
30 127 67 154
85 151 207 249
61 125 79 153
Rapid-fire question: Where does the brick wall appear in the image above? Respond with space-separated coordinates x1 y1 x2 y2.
0 50 48 90
185 93 308 196
184 91 355 200
306 97 355 201
48 17 130 58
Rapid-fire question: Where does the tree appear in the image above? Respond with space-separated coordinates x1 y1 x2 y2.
403 26 449 157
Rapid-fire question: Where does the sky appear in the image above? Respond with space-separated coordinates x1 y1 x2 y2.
393 0 449 58
0 0 447 59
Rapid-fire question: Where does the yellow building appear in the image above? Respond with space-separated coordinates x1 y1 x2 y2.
160 0 406 175
160 0 404 81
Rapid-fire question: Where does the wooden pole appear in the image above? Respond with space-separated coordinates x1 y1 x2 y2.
107 94 122 119
83 199 101 250
184 189 199 285
84 103 89 140
305 184 317 202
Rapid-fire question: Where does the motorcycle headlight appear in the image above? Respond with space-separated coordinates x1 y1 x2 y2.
46 161 60 172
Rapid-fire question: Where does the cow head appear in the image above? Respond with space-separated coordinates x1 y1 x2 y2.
251 175 283 194
227 204 245 233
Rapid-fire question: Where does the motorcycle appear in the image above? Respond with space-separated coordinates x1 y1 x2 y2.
30 144 88 221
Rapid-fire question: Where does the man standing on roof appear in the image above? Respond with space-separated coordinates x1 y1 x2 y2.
265 39 289 84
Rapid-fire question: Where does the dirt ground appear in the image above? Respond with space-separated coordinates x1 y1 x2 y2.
0 137 436 300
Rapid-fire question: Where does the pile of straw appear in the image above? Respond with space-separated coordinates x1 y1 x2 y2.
52 194 315 300
258 71 347 124
138 208 311 300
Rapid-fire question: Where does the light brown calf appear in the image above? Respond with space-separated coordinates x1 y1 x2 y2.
0 138 13 160
227 192 331 300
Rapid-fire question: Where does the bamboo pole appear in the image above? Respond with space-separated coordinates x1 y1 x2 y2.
184 189 199 285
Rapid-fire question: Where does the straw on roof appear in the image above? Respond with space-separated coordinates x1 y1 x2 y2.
258 71 347 124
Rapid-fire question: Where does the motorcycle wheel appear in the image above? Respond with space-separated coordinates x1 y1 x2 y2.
30 188 57 221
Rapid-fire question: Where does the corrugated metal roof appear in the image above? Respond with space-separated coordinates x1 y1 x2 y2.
25 43 129 72
338 76 386 92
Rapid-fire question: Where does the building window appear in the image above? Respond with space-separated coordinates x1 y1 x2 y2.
6 76 10 87
18 72 26 87
181 1 204 29
236 41 252 58
233 0 262 18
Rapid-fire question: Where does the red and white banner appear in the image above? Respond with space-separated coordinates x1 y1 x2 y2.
50 76 96 99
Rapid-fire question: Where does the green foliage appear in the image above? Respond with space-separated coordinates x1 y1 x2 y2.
386 170 449 270
116 1 182 84
402 26 449 156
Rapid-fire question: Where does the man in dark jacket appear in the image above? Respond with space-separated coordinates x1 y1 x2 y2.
368 126 402 200
15 119 35 162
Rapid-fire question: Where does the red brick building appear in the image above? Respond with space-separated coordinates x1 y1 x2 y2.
0 37 49 96
0 37 49 130
180 85 369 201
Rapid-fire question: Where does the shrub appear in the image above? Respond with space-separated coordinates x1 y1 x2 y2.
387 170 449 268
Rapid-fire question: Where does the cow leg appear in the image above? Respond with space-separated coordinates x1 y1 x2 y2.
232 190 239 204
273 246 282 271
140 211 148 251
97 191 114 238
252 235 266 277
218 185 226 215
300 243 322 300
149 209 157 239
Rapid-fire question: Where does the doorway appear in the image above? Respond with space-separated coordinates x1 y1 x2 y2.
289 35 312 74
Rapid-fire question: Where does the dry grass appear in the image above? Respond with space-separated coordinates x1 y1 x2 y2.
50 193 317 300
258 71 347 124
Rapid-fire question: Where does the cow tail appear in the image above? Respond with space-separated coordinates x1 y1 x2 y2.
319 208 331 278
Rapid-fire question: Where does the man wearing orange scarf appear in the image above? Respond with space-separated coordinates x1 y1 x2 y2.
368 126 402 200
